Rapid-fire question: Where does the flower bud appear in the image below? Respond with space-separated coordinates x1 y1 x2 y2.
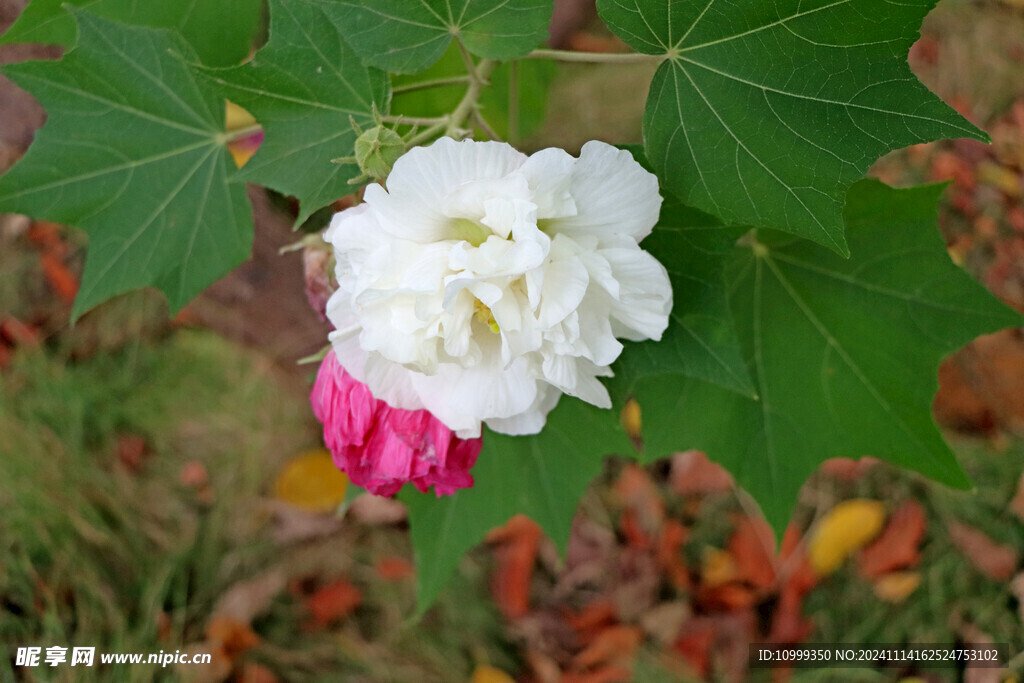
353 126 405 180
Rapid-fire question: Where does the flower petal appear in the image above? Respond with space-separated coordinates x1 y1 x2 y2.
549 141 662 244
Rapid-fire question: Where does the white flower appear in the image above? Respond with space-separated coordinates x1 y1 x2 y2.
324 137 671 438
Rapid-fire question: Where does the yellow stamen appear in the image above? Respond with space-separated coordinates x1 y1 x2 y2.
473 299 500 333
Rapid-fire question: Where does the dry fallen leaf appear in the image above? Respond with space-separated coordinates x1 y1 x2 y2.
858 500 926 578
728 516 776 590
211 569 287 625
1009 474 1024 524
808 499 886 577
671 451 733 495
305 578 362 628
205 616 260 659
947 522 1019 581
572 625 643 670
489 515 542 620
873 571 922 603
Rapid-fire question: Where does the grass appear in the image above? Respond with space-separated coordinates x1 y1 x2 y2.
0 322 515 681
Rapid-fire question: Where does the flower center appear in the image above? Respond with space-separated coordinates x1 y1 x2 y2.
449 218 492 247
473 299 500 334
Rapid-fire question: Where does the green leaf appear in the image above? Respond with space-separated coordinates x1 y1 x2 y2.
311 0 553 73
613 197 755 397
391 44 556 140
622 180 1021 535
1 0 262 67
403 396 633 610
0 11 253 318
596 0 987 254
201 0 391 225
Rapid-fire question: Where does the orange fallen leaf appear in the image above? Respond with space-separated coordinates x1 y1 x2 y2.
619 509 652 550
39 252 78 304
563 600 617 646
696 583 757 611
374 556 414 581
728 516 776 590
0 317 39 346
818 457 878 481
858 500 926 578
490 515 541 620
770 525 816 644
873 571 921 603
306 579 362 627
808 499 886 577
614 464 664 535
947 522 1018 581
673 620 716 677
573 626 643 670
116 434 148 472
180 460 209 488
205 616 259 659
671 451 733 495
657 519 691 592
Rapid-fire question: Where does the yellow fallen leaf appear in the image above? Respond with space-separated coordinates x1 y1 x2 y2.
225 101 257 132
471 665 515 683
621 398 642 441
873 571 921 603
700 546 737 587
274 449 348 513
228 142 260 169
808 499 886 577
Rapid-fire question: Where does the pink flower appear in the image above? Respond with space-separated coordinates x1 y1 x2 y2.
311 350 481 497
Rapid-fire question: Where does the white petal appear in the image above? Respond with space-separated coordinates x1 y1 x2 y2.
601 245 673 341
486 384 561 435
372 138 527 243
548 141 662 244
519 147 578 219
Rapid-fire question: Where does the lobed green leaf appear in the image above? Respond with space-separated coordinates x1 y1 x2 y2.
1 0 262 66
309 0 553 73
202 0 391 225
0 11 253 318
597 0 987 253
620 180 1021 536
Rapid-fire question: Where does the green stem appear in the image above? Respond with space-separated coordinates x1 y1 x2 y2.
508 60 520 146
381 115 448 126
391 75 472 95
405 119 450 147
472 109 501 141
526 48 663 63
446 42 497 140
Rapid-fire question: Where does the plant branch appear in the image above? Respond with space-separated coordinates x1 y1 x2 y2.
391 75 472 95
381 115 448 126
472 109 501 141
406 119 450 147
526 48 663 63
447 42 497 139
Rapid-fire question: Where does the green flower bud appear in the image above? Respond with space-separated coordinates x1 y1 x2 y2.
354 126 406 180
